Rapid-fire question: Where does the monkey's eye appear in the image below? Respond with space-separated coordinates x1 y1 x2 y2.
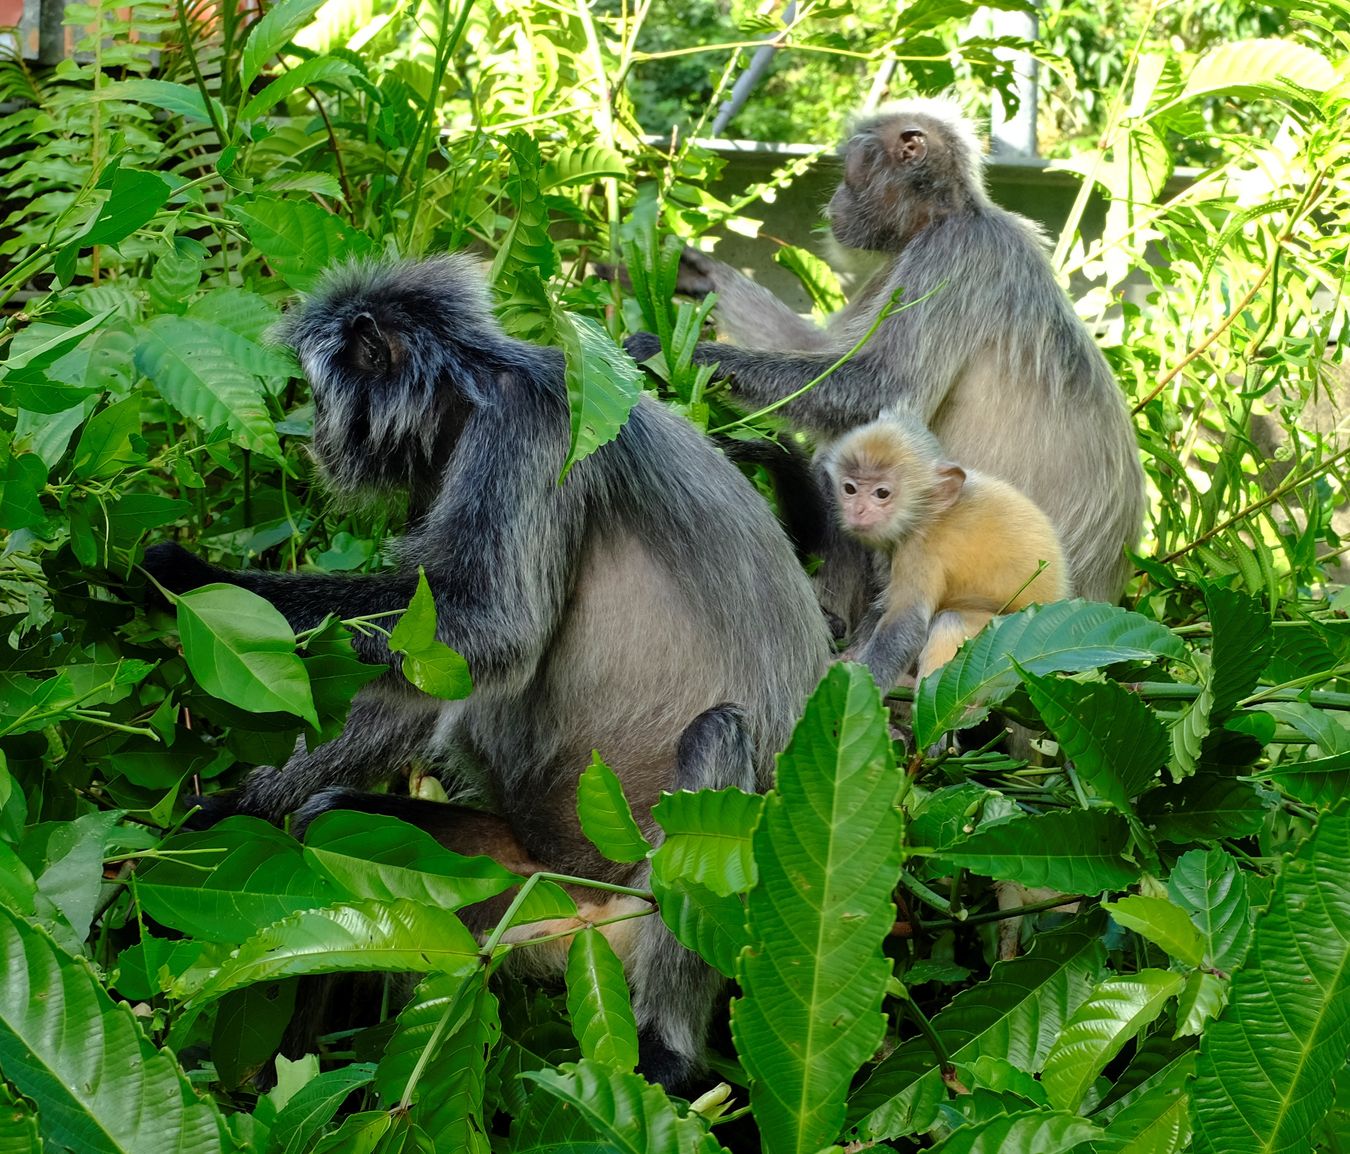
875 486 892 500
842 481 858 496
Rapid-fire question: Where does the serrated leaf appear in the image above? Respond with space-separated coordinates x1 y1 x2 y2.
269 1062 378 1154
1139 774 1267 843
1020 671 1166 810
576 753 652 864
1103 895 1206 967
774 244 846 314
136 817 335 941
185 900 480 1004
387 569 473 701
240 0 328 88
241 55 358 121
1191 802 1350 1154
1175 970 1228 1037
651 787 762 895
540 144 627 189
928 1109 1101 1154
557 312 643 483
99 78 226 126
303 810 518 909
137 315 282 458
1180 38 1338 101
936 809 1138 893
176 583 317 726
849 922 1105 1141
375 973 497 1154
512 1060 729 1153
565 927 639 1071
1043 970 1185 1110
0 908 228 1154
649 873 747 978
915 602 1183 747
229 197 373 292
212 979 296 1089
733 663 903 1154
1102 1076 1193 1154
1205 585 1273 715
1167 848 1251 971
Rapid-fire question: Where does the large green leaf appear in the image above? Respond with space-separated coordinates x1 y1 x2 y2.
56 169 172 280
849 922 1104 1142
212 978 296 1089
240 55 359 122
302 810 518 909
1020 672 1166 810
375 973 497 1154
0 908 228 1154
0 1084 41 1154
1167 848 1252 971
565 927 638 1071
136 817 335 941
915 602 1183 747
1138 774 1267 843
935 809 1138 893
1103 896 1206 968
648 874 747 978
1191 802 1350 1153
229 198 374 292
240 0 329 88
268 1062 378 1154
540 144 627 189
732 663 904 1154
387 569 473 701
175 584 317 726
185 900 480 1003
99 78 226 126
556 312 643 482
1099 1064 1193 1154
576 754 652 864
1042 971 1185 1110
136 315 281 458
651 787 762 896
1180 38 1339 101
511 1061 729 1154
928 1110 1101 1154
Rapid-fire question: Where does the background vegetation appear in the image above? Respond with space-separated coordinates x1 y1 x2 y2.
0 0 1348 1150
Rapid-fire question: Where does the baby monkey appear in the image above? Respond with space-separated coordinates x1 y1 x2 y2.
824 412 1068 688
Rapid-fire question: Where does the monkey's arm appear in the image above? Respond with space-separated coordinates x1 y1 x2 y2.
854 546 943 689
680 252 833 352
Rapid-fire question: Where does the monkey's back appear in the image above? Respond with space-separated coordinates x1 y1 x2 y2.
925 470 1068 614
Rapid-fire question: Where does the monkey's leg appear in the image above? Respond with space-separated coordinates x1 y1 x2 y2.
915 609 992 680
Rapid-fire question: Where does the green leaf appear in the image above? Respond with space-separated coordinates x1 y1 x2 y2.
374 973 497 1154
1176 970 1228 1037
577 753 652 864
651 787 762 896
240 0 329 89
301 618 388 742
136 818 335 941
136 315 282 458
849 922 1104 1142
540 144 627 189
927 1110 1101 1154
1139 774 1267 843
0 1084 41 1154
1101 1074 1193 1154
72 396 141 479
212 979 296 1089
556 312 643 482
387 569 473 701
915 601 1183 747
774 244 847 314
1020 671 1166 810
303 810 518 910
649 874 747 979
0 908 228 1154
229 198 374 292
1042 970 1185 1110
733 663 904 1154
0 453 47 531
511 1060 729 1153
176 584 318 726
1191 802 1350 1154
1103 896 1206 968
100 78 226 126
1204 586 1273 715
1180 38 1339 101
1167 848 1251 971
565 927 639 1071
935 809 1138 893
268 1062 378 1154
241 55 359 121
60 168 171 262
186 899 480 1003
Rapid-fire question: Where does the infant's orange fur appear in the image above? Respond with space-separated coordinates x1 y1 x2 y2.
825 413 1068 683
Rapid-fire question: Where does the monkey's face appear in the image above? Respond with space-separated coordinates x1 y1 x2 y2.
837 474 899 544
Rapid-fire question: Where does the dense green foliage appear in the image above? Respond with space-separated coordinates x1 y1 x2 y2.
0 0 1349 1150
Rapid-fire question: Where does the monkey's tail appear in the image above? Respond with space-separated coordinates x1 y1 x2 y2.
717 436 830 564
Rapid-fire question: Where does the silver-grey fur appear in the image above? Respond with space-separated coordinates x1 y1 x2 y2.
639 98 1144 620
144 255 830 1091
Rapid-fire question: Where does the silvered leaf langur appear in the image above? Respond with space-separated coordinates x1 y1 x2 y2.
626 98 1144 626
144 256 831 1091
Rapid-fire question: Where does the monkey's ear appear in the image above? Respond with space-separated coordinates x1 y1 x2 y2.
892 127 928 165
933 462 965 511
349 312 392 373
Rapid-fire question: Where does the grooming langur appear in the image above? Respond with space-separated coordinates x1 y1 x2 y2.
144 257 830 1090
626 98 1142 622
823 412 1068 687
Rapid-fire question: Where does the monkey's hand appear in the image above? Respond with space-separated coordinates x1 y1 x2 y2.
675 249 717 297
590 261 634 291
624 332 664 364
142 541 226 601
